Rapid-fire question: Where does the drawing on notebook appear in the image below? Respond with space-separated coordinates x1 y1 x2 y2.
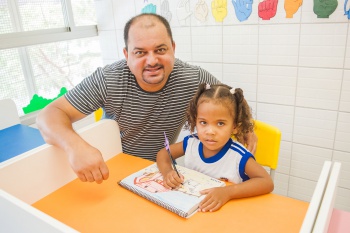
134 165 220 197
134 171 169 193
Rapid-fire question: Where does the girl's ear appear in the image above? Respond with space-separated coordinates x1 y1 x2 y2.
232 125 238 135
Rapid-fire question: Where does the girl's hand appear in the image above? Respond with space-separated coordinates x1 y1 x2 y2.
162 170 184 189
199 187 230 212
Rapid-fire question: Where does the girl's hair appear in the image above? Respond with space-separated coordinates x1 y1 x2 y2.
185 83 254 142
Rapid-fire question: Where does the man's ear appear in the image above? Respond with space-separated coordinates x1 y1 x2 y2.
172 41 176 53
123 47 128 60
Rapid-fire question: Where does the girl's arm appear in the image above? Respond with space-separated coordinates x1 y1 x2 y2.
156 141 185 189
199 158 274 212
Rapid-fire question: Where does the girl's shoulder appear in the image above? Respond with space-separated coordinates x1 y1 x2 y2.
230 140 254 158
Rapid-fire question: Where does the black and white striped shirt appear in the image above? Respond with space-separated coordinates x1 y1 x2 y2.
66 58 220 161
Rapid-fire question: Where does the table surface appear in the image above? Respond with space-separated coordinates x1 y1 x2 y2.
33 153 309 233
0 124 45 162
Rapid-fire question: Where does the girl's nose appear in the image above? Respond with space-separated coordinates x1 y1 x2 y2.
206 126 215 135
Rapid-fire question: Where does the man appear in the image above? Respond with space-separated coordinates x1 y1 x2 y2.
37 13 257 184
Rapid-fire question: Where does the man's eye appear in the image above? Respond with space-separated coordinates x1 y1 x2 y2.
135 51 144 55
157 48 166 53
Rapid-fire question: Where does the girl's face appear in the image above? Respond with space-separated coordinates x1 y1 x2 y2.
196 100 237 158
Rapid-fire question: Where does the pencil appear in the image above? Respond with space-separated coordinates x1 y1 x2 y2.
164 132 181 179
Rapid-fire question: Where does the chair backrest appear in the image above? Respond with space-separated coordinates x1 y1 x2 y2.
312 162 342 233
299 161 332 233
252 120 281 180
231 120 281 179
0 99 20 130
0 189 78 233
94 108 103 122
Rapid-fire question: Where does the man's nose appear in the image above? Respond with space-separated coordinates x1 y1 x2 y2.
146 52 158 66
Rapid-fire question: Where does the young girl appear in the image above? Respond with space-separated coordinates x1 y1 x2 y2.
156 83 274 212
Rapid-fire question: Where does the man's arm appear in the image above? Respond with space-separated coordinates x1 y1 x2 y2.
36 96 109 184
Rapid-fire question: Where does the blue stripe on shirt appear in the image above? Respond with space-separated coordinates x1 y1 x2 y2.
231 142 255 181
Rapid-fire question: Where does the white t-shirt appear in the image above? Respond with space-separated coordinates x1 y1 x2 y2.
183 135 254 184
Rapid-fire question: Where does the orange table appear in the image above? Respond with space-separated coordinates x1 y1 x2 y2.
33 153 309 233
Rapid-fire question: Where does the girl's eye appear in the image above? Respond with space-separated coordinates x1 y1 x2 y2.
199 121 206 125
218 122 225 126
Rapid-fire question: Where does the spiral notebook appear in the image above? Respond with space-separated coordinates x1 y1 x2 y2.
118 163 225 218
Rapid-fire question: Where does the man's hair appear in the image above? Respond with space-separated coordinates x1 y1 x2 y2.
123 13 174 51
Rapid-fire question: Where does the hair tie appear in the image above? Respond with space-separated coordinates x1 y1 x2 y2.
230 88 235 94
206 84 211 90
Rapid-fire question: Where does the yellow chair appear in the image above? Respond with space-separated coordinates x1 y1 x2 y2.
94 108 103 122
232 120 281 180
253 120 281 180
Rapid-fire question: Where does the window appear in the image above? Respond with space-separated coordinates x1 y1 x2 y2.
0 0 102 118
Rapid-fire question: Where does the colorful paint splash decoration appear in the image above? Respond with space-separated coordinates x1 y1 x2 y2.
345 0 350 19
284 0 303 18
232 0 253 22
313 0 338 18
211 0 228 22
22 87 67 114
194 0 209 22
258 0 278 20
160 0 172 22
142 3 157 14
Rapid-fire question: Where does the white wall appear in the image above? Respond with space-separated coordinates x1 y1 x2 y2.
95 0 350 211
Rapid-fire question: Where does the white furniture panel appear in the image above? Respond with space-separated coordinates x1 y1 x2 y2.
0 119 122 204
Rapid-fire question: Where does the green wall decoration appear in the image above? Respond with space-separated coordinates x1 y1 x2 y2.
313 0 338 18
22 87 67 114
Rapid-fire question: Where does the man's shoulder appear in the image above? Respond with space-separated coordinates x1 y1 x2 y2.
171 59 202 80
103 59 129 73
172 58 219 84
174 58 200 71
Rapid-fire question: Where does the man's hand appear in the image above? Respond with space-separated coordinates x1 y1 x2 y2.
67 144 109 184
244 130 258 155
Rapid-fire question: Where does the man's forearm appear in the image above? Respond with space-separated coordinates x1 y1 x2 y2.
36 105 84 152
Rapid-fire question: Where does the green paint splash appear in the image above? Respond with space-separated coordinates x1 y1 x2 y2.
22 87 67 114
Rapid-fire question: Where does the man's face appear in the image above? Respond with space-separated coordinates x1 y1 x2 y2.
123 18 176 92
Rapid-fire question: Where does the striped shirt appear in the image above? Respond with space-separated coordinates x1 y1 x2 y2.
66 58 220 161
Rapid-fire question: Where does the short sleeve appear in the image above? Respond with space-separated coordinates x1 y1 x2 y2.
65 67 107 115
